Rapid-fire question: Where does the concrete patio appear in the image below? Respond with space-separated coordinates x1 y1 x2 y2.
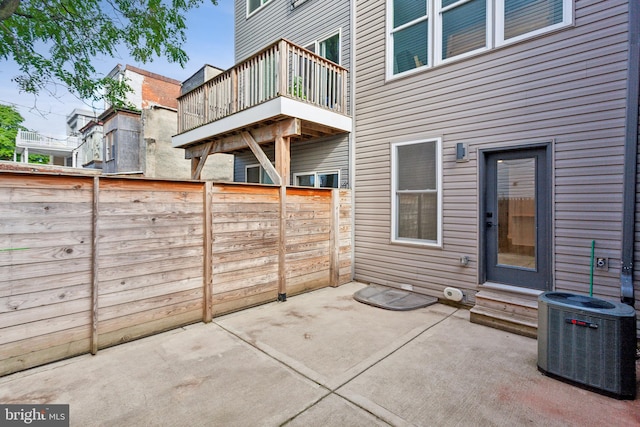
1 282 638 426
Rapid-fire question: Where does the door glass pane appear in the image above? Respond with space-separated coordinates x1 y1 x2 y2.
497 158 535 269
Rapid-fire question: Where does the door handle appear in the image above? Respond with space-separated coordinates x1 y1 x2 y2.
486 221 494 228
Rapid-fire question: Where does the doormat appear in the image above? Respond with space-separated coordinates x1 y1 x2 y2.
354 284 438 311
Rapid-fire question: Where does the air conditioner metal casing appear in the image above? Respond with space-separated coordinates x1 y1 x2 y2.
538 292 637 400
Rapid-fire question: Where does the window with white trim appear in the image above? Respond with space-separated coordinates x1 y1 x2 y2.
247 0 272 17
391 139 442 246
387 0 572 77
294 171 340 188
306 30 341 64
245 164 274 184
104 131 115 161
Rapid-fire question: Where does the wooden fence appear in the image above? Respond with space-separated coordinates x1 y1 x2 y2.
0 172 352 376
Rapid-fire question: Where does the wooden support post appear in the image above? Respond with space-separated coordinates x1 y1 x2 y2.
275 134 290 301
191 157 200 180
91 177 99 354
330 189 340 287
203 181 213 322
275 135 290 186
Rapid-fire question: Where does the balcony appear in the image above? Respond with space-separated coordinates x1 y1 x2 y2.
172 39 352 180
15 131 80 161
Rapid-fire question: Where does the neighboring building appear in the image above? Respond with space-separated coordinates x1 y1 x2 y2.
14 130 79 167
67 109 102 169
66 109 97 136
353 0 639 335
76 119 104 169
103 64 233 180
172 0 353 189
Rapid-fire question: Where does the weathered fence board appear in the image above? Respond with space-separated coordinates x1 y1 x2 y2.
0 173 93 375
0 172 352 376
96 178 205 349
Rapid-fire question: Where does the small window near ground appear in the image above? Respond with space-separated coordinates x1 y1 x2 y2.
246 165 274 184
392 139 442 246
295 171 339 188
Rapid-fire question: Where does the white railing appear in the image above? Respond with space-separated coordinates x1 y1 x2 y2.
16 131 79 150
178 39 348 134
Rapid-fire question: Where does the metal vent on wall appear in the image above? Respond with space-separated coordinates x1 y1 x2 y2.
537 292 637 399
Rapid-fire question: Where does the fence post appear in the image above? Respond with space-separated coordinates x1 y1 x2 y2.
91 176 99 354
330 189 340 287
203 181 213 323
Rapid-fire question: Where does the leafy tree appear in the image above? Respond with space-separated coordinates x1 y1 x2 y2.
0 103 48 163
0 103 25 160
0 0 217 107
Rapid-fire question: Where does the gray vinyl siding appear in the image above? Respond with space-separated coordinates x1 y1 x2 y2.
234 0 352 188
354 0 633 309
234 134 349 187
235 0 351 112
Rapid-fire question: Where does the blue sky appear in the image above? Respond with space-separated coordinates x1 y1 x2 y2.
0 0 235 136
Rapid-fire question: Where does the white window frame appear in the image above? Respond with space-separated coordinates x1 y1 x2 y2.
305 29 342 65
294 170 341 188
386 0 573 80
496 0 573 46
386 0 430 79
104 131 115 162
391 138 443 247
434 0 492 66
247 0 272 18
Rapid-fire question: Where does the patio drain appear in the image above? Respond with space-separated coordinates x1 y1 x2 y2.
354 284 438 311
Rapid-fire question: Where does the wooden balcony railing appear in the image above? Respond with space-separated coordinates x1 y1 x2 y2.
177 39 348 134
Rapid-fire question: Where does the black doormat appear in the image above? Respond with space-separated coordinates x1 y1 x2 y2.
354 284 438 311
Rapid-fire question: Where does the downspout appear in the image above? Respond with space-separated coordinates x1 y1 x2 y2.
621 0 639 306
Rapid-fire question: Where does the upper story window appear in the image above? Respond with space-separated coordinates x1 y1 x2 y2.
387 0 572 78
247 0 272 17
306 30 341 65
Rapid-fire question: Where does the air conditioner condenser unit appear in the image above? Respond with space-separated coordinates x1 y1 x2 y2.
538 292 637 400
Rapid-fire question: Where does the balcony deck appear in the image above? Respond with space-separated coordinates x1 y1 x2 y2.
172 39 351 156
15 131 79 158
